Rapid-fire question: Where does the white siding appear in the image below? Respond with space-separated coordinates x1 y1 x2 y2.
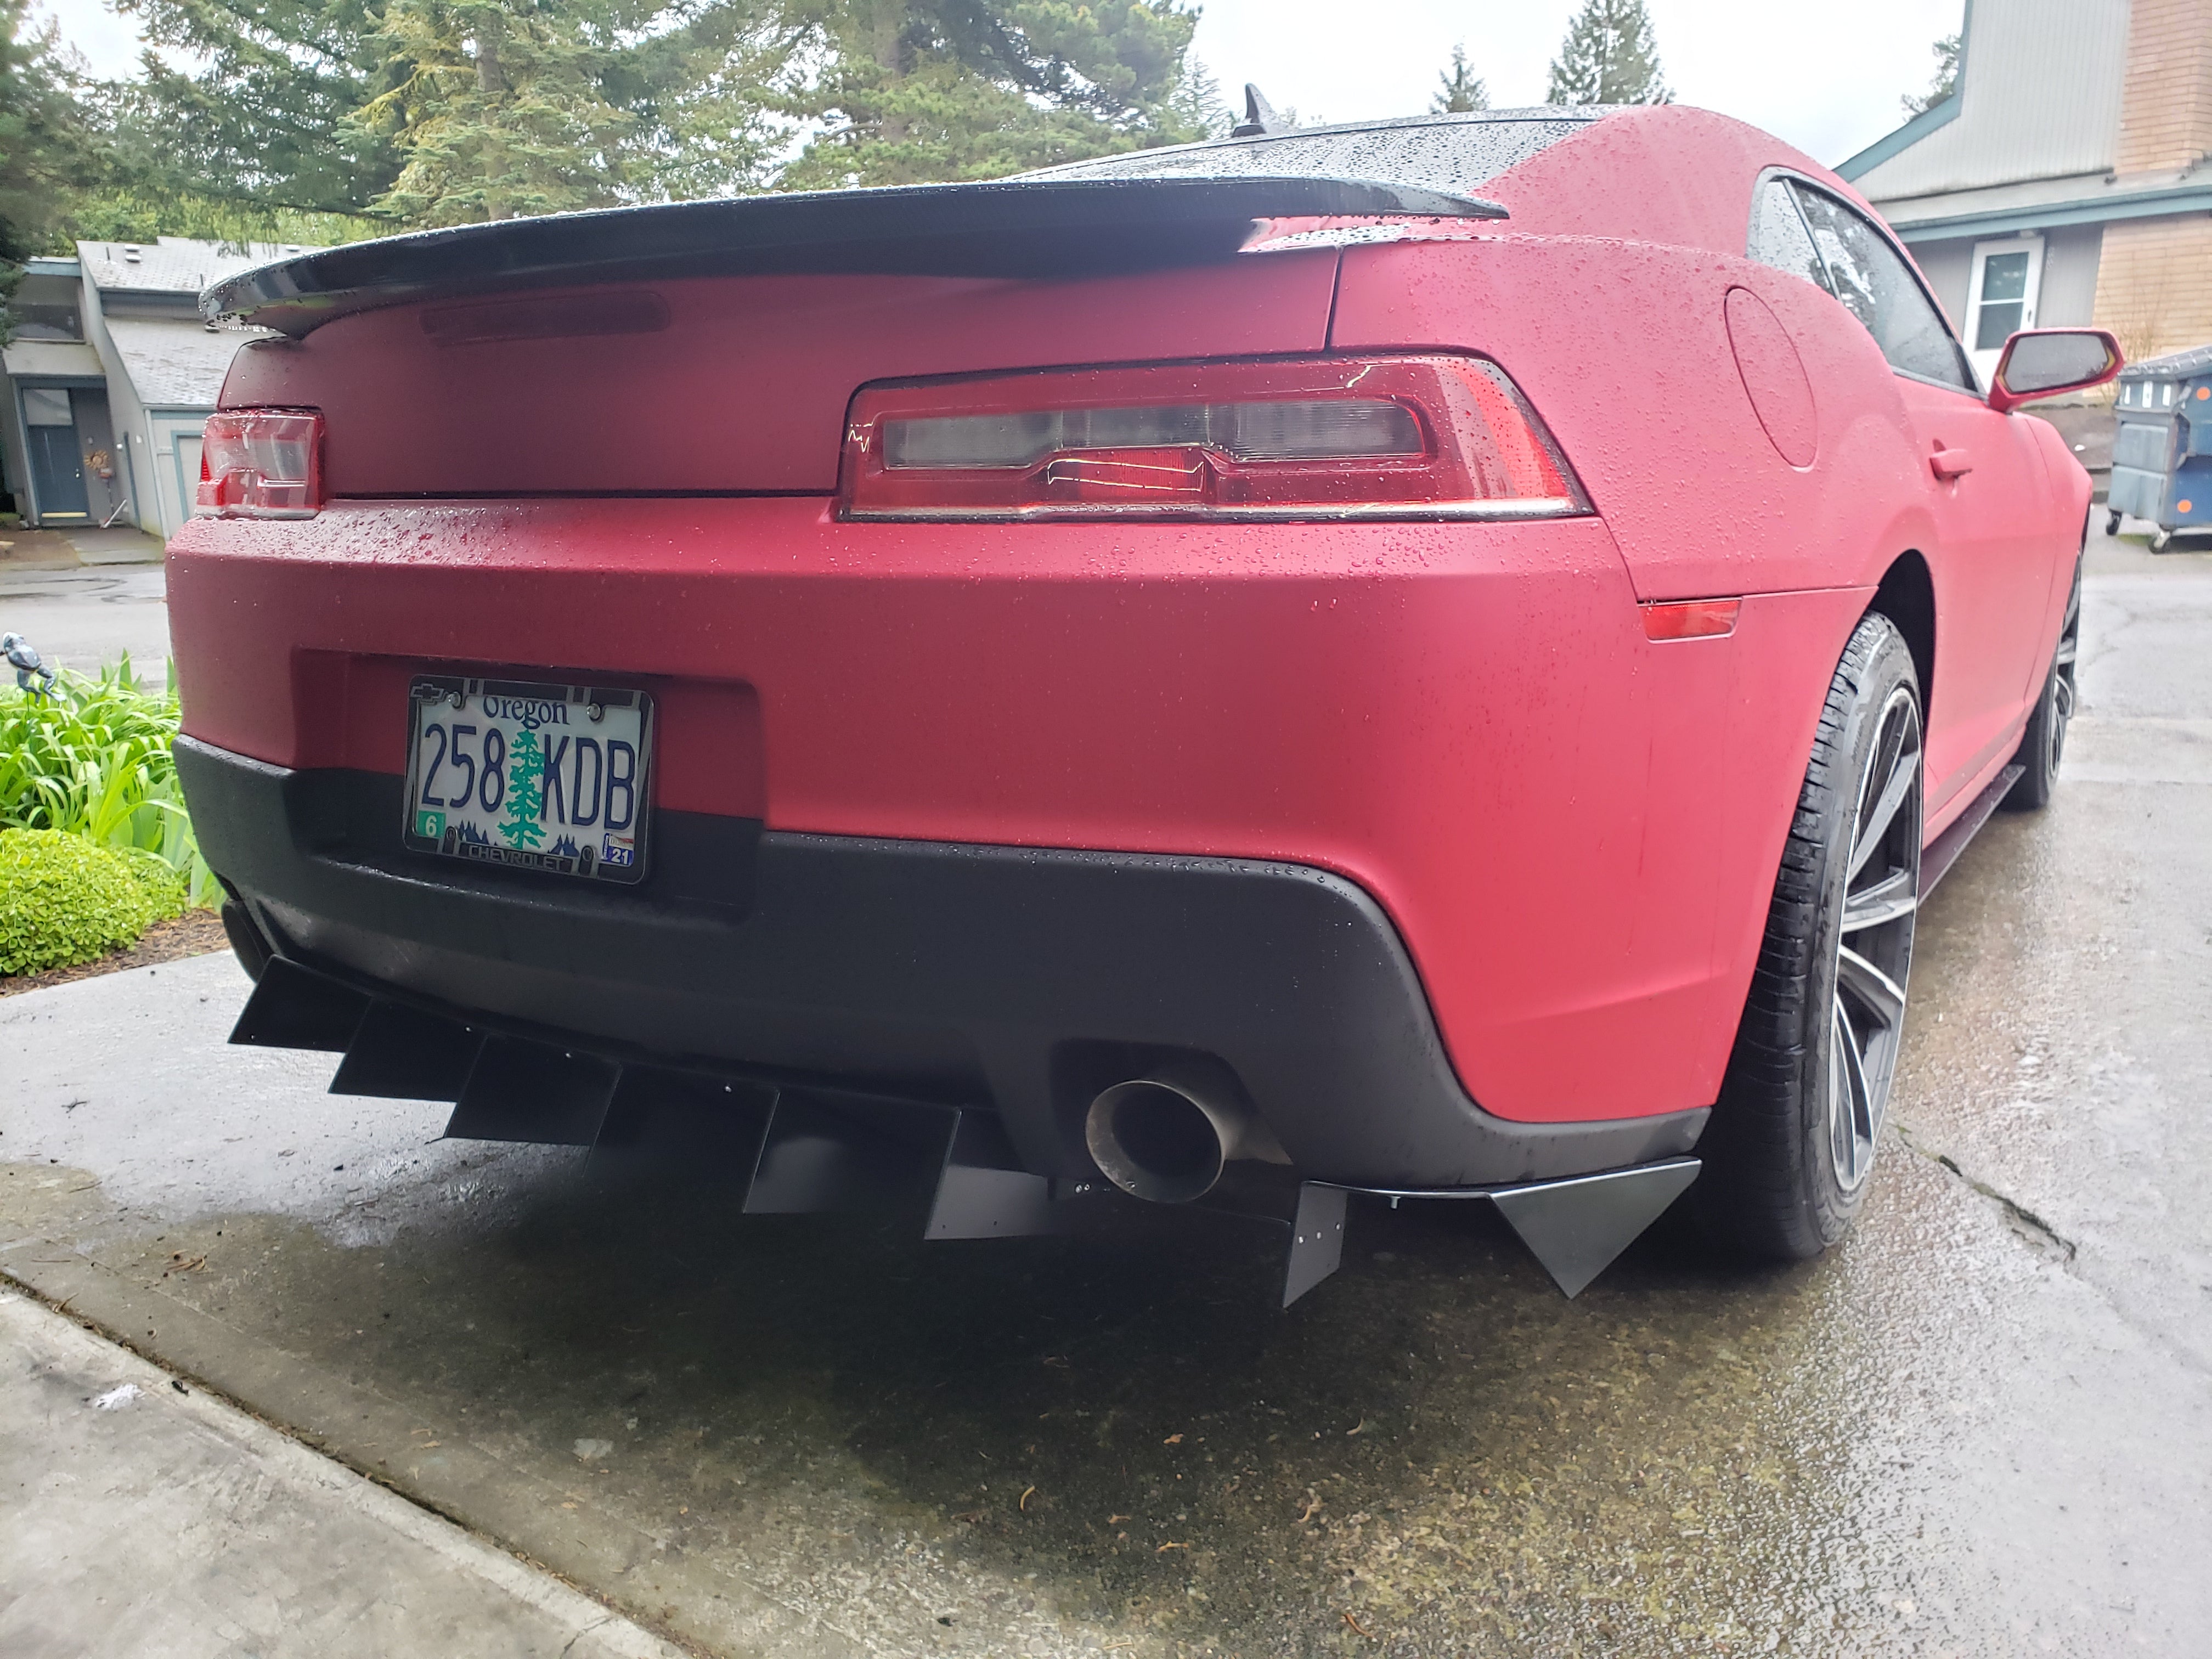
1856 0 2131 201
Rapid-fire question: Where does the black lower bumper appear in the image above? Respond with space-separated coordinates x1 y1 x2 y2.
178 736 1705 1188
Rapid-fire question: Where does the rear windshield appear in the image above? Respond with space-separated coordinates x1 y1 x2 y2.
1026 112 1592 196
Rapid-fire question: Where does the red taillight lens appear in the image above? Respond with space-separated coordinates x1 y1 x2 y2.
839 357 1584 522
196 410 323 518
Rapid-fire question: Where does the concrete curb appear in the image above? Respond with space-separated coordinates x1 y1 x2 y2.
2 1286 691 1657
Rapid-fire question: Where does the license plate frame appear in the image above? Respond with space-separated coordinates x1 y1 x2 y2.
401 674 655 885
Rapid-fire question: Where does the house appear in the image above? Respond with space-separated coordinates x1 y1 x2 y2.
1841 0 2212 382
1 236 321 538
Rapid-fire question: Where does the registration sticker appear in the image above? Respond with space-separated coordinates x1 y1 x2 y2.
402 675 654 885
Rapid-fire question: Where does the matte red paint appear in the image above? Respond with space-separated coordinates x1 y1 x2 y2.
216 257 1342 498
174 105 2094 1129
1723 287 1818 468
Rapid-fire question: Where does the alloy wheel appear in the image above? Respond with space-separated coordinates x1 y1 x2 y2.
2047 570 2081 773
1829 685 1922 1193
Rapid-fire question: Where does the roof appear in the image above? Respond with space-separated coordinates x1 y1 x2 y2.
200 171 1510 338
79 235 326 296
2119 342 2212 380
102 317 265 407
1843 0 2129 200
0 340 103 379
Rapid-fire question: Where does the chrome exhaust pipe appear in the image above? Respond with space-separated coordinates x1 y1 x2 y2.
1084 1063 1289 1204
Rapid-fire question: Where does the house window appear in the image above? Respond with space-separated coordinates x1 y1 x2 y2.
22 387 75 425
1966 235 2044 383
7 302 82 341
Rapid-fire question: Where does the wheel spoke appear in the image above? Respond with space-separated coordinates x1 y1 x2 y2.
1843 867 1916 932
1830 998 1875 1188
1837 944 1907 1029
1848 751 1917 881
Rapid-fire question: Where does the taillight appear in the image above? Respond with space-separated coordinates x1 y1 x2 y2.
839 357 1584 522
196 410 323 518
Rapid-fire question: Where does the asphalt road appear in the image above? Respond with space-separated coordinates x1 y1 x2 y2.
0 563 171 685
4 532 2209 1657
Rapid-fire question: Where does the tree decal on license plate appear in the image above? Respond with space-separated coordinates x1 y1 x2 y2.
499 727 549 849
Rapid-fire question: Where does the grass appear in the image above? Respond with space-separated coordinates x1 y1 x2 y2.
0 658 218 910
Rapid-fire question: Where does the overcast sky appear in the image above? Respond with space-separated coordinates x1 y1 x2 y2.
32 0 1966 171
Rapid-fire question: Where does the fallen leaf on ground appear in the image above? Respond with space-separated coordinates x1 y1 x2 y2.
1156 1542 1187 1553
1019 1486 1036 1511
1344 1611 1374 1638
1163 1433 1184 1444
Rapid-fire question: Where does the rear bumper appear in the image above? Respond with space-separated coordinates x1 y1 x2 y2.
180 736 1705 1188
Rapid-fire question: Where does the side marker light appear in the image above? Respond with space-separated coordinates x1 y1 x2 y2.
1640 599 1742 641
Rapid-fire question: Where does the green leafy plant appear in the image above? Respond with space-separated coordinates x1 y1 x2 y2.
0 826 187 975
0 657 218 909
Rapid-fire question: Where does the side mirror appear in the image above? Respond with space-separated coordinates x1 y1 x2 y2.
1988 328 2123 413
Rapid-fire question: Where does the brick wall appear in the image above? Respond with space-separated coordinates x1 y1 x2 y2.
2093 212 2212 357
2113 0 2212 175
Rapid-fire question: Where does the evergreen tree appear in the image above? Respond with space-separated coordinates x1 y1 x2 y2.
1545 0 1669 107
109 0 400 219
0 0 103 261
350 0 646 223
773 0 1211 189
31 0 1216 234
1430 44 1486 115
1901 33 1960 117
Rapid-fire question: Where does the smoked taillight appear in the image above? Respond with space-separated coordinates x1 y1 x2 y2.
839 357 1584 522
196 410 323 518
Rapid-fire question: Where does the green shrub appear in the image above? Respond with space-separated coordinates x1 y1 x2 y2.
0 658 216 907
0 828 187 976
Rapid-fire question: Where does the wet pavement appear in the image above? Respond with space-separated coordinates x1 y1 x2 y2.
4 534 2210 1657
0 565 171 684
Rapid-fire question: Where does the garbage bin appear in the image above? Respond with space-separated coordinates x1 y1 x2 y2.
2108 342 2212 551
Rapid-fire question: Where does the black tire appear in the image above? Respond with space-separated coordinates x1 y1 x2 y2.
1696 613 1923 1261
2003 557 2080 811
2106 508 2123 537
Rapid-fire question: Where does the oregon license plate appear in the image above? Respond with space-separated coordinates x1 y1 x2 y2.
402 675 654 884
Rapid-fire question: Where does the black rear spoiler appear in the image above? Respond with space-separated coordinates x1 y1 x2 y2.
200 173 1507 337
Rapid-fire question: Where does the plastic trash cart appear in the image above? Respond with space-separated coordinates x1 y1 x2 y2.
2109 342 2212 551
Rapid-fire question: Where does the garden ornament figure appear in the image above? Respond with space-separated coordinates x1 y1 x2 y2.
3 632 57 698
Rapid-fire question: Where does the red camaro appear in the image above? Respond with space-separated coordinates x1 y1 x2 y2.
173 103 2117 1303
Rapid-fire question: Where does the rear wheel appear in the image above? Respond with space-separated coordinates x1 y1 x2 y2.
1697 614 1923 1260
2003 557 2080 811
2106 508 2123 537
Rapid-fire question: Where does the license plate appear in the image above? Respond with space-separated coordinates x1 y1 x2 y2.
402 675 654 884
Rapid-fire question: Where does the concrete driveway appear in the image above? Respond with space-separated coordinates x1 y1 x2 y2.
4 535 2209 1656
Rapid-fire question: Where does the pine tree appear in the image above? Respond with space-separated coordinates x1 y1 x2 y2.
1430 44 1487 115
350 0 647 223
108 0 400 221
773 0 1211 189
1545 0 1670 107
0 0 104 261
500 726 548 848
1901 33 1960 117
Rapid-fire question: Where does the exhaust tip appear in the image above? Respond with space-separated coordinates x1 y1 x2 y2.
1085 1077 1228 1204
1085 1062 1286 1203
